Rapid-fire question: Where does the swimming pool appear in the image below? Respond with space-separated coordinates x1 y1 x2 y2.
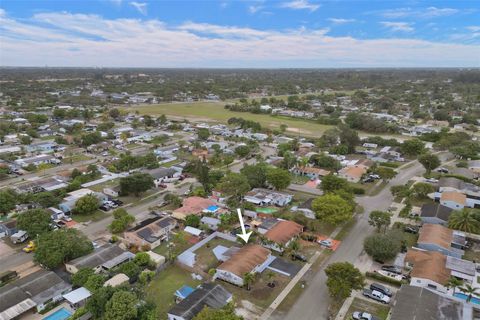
454 292 480 305
43 308 72 320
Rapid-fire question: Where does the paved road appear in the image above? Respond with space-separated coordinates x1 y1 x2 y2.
279 160 426 320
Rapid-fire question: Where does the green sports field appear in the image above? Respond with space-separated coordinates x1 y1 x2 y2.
126 101 334 137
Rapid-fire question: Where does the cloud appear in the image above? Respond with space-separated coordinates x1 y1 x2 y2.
379 7 460 19
0 11 479 68
281 0 320 12
249 5 263 14
381 21 414 33
328 18 356 25
129 2 147 15
467 26 480 32
109 0 123 5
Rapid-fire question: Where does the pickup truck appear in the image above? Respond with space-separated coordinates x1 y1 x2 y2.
363 289 390 304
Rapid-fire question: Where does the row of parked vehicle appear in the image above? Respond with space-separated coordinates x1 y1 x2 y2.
99 199 123 211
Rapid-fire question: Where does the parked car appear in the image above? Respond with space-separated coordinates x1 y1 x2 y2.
291 252 308 262
381 265 402 275
369 174 380 179
370 283 393 297
99 205 110 211
352 311 373 320
436 167 449 173
362 177 374 183
158 183 168 189
22 241 36 253
363 289 390 304
425 178 439 183
319 239 333 248
404 225 419 234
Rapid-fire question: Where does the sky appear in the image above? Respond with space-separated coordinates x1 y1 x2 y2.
0 0 479 68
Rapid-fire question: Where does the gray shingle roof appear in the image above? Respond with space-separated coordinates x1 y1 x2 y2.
67 244 126 269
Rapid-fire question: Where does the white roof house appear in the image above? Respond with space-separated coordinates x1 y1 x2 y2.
63 287 91 305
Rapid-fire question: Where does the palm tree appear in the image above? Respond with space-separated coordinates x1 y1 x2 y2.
448 209 480 234
288 239 301 255
243 272 255 291
460 284 480 303
445 276 463 295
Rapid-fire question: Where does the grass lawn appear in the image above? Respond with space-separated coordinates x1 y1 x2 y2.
62 154 91 164
72 210 108 223
146 265 202 319
220 271 291 310
290 174 310 185
409 196 434 207
463 248 480 262
152 231 193 257
127 102 334 137
193 238 236 273
344 297 390 320
162 159 182 168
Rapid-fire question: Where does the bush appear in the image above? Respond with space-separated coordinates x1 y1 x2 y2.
379 162 400 168
351 187 365 195
365 271 403 287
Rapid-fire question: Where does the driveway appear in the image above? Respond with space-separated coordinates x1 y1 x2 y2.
277 160 425 320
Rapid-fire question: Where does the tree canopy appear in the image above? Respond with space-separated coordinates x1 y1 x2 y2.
266 167 291 190
120 173 154 196
325 262 364 301
312 194 354 225
16 209 52 237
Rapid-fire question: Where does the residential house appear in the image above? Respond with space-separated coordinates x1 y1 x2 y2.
124 216 177 249
63 287 91 309
440 191 467 210
215 244 272 286
200 216 221 231
390 285 465 320
154 145 179 157
435 177 480 209
59 188 108 213
404 249 450 293
65 244 134 274
14 154 60 168
15 177 68 194
419 203 453 226
103 186 121 198
172 197 217 220
417 224 465 258
0 270 71 318
263 220 303 252
147 167 180 186
26 141 57 153
0 146 22 155
0 220 17 239
291 198 316 219
167 283 232 320
292 166 331 180
244 188 293 207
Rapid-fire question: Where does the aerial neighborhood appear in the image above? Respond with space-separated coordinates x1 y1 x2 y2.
0 68 479 320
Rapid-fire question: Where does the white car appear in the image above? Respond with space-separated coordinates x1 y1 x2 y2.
353 311 373 320
319 239 333 248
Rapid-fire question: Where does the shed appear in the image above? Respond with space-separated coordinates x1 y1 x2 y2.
63 287 91 307
184 226 202 237
103 274 129 287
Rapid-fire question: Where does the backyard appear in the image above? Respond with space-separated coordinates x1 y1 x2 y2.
146 265 202 319
343 297 390 320
193 237 237 273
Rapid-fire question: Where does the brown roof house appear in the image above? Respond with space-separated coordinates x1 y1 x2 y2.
405 249 450 293
214 244 272 286
417 224 465 258
439 191 467 210
263 220 303 252
124 216 177 249
172 196 217 220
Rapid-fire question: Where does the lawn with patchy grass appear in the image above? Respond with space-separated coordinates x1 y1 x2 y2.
127 102 334 137
343 297 390 320
193 237 236 273
146 265 202 319
72 210 108 223
152 231 193 257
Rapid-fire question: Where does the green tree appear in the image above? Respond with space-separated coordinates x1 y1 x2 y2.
325 262 364 301
33 192 61 208
216 172 251 199
339 124 360 153
74 194 99 215
71 268 94 287
185 215 201 228
0 189 16 215
104 291 138 320
364 231 402 263
309 154 341 171
460 284 480 303
193 304 242 320
448 209 480 233
84 274 106 293
134 252 153 267
119 173 154 196
86 286 117 318
16 209 52 236
235 145 250 158
446 276 463 295
109 108 120 119
312 194 354 225
34 229 93 269
197 128 210 141
375 167 397 180
320 175 350 193
117 261 141 278
243 272 255 291
401 139 425 156
266 167 291 190
368 210 391 233
418 153 441 174
411 182 435 198
240 163 267 188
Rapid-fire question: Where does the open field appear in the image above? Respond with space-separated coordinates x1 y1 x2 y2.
126 102 334 137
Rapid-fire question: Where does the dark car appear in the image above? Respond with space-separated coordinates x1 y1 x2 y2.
291 253 308 262
381 265 402 275
370 283 393 297
112 199 123 206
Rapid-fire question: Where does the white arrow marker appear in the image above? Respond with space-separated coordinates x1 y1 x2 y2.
236 208 252 244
